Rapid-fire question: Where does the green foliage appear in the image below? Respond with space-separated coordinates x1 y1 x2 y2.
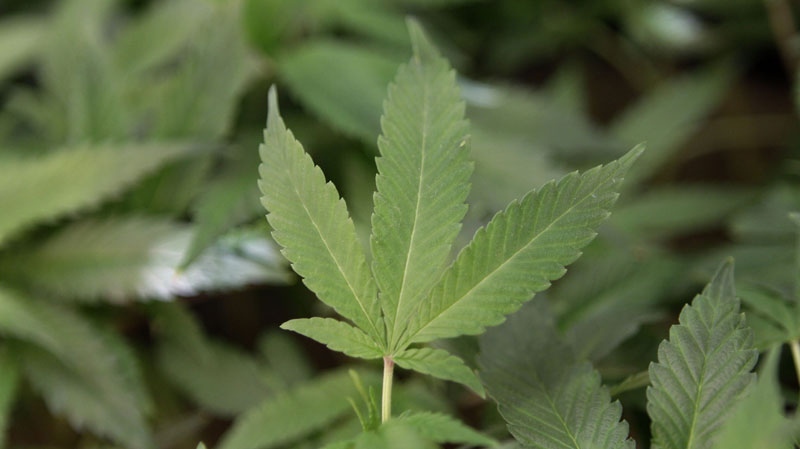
0 0 797 447
647 261 758 449
260 19 640 417
479 299 635 449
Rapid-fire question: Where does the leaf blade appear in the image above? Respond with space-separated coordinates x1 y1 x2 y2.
407 145 642 344
281 318 384 360
394 347 484 396
646 260 757 449
370 20 472 349
259 88 383 344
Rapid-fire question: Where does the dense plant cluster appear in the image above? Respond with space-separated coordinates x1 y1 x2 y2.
0 0 798 448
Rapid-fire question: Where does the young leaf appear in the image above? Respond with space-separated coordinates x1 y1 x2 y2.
0 17 42 83
479 299 634 449
393 347 484 397
370 19 472 349
281 318 384 359
647 260 757 449
259 87 383 344
406 145 643 345
0 143 193 247
217 369 378 449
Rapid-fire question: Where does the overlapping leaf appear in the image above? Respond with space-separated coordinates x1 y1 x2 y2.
647 261 757 449
479 300 634 449
406 145 642 345
0 143 193 247
370 19 472 349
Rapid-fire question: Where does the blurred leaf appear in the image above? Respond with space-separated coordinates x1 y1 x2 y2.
0 217 289 302
179 144 263 270
739 284 799 349
0 16 43 83
113 0 214 75
611 185 755 238
0 346 20 449
391 411 497 446
0 142 194 247
217 369 378 449
279 40 401 141
610 62 735 186
153 302 272 416
465 81 616 162
711 348 793 449
0 287 152 449
149 3 259 140
556 250 679 361
37 0 124 142
479 300 634 449
257 331 313 387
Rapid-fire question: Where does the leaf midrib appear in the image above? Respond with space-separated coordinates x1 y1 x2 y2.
391 64 431 347
289 162 381 345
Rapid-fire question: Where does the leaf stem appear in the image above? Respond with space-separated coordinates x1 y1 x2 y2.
381 356 394 423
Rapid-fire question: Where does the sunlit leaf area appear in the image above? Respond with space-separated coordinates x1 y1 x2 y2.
1 0 799 448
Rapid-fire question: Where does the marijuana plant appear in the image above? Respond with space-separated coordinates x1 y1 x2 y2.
258 19 640 445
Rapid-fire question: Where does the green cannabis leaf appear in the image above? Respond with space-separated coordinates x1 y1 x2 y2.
259 18 640 423
647 260 757 449
479 299 634 449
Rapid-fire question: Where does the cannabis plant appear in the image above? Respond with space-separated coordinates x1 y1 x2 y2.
254 19 641 447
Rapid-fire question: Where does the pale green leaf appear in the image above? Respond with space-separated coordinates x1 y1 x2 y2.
259 87 383 343
370 20 472 348
711 349 792 449
394 347 484 396
152 303 271 416
282 318 383 359
0 217 288 302
479 300 634 449
407 145 642 344
279 40 400 141
609 63 734 186
0 287 152 449
0 17 42 83
739 284 800 349
217 369 378 449
0 143 193 246
647 260 757 449
392 411 498 446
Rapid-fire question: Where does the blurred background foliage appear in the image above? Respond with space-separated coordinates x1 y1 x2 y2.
0 0 798 447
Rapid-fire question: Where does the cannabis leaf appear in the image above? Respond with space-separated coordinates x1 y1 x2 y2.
259 18 640 416
370 20 472 350
479 299 634 449
647 260 757 449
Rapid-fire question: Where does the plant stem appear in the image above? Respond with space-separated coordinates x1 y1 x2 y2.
381 356 394 423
